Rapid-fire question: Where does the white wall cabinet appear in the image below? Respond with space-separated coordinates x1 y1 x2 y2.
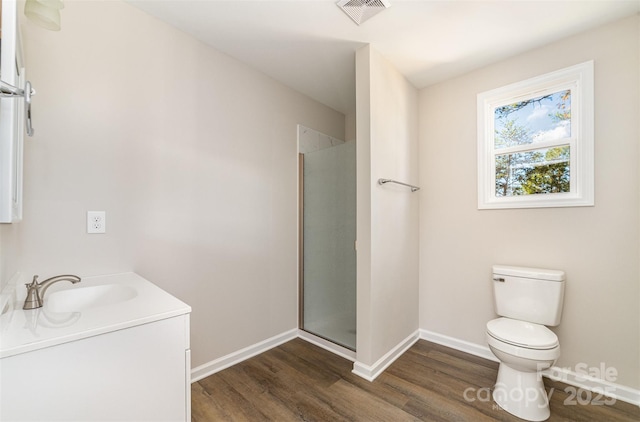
0 0 27 223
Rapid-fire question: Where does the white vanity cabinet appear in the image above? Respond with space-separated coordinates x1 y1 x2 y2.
0 273 192 421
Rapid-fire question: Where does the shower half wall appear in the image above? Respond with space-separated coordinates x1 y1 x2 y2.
298 125 356 351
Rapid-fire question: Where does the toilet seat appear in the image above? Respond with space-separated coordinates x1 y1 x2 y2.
487 317 558 350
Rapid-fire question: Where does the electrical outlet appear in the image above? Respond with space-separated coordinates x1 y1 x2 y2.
87 211 106 234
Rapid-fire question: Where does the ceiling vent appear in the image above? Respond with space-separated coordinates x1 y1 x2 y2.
337 0 391 26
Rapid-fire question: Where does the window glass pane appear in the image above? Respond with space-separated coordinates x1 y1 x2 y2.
494 90 571 149
495 146 570 196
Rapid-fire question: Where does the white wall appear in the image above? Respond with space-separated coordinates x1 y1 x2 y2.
0 224 21 291
14 0 344 368
356 45 419 367
419 15 639 389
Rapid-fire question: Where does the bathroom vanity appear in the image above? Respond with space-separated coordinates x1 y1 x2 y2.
0 272 192 421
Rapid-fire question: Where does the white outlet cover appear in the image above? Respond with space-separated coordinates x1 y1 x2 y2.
87 211 106 234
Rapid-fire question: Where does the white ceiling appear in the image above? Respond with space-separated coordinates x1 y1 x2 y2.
128 0 639 115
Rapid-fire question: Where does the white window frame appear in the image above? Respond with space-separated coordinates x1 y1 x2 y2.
477 61 594 209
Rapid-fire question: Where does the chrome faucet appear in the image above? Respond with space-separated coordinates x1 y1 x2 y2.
23 274 81 310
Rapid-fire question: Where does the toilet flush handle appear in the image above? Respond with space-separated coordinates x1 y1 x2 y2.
493 276 505 282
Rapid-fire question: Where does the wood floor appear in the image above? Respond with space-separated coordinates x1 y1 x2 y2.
191 338 639 421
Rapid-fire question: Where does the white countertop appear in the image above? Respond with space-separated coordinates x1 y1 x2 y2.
0 272 191 358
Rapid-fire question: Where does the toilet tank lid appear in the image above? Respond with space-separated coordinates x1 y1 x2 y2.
493 265 565 281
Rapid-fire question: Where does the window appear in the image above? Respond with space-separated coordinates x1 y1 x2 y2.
477 61 594 209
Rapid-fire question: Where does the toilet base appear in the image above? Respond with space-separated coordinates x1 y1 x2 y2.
492 363 551 421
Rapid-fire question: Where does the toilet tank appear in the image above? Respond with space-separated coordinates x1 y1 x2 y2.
492 265 565 326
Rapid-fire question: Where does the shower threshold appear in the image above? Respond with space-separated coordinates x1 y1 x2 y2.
298 329 356 362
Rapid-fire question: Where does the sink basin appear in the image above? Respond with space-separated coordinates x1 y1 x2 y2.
46 284 137 313
1 273 191 360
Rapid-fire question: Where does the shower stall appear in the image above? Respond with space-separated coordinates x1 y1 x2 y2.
298 125 356 351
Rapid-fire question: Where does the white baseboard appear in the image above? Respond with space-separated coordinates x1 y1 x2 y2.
190 328 298 383
420 329 640 407
352 330 420 382
298 329 356 361
420 328 497 362
544 366 640 407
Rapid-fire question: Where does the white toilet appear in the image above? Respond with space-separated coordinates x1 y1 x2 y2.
486 265 565 422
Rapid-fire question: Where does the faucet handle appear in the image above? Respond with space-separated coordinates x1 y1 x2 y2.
23 276 43 310
25 275 39 287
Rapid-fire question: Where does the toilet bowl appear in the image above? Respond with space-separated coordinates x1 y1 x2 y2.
487 318 560 421
487 265 565 422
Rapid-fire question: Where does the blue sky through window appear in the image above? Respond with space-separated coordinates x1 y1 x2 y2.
494 90 571 149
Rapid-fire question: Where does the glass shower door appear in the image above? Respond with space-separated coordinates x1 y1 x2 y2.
299 138 356 350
